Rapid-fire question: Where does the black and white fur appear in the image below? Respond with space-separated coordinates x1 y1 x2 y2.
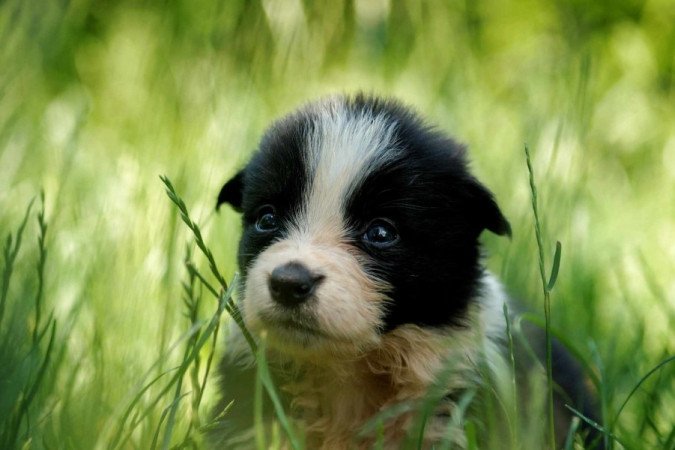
214 94 599 449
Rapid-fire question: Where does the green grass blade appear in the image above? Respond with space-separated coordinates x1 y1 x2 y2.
160 175 256 352
160 247 204 450
465 420 478 450
4 320 57 448
359 402 415 439
21 321 56 412
105 321 208 449
106 367 181 450
436 390 476 450
159 175 228 289
151 392 190 450
524 144 548 294
563 416 580 450
113 283 236 449
159 363 188 450
524 143 556 449
32 191 47 344
565 404 628 449
663 423 675 450
415 408 430 450
546 240 562 292
518 313 601 388
611 355 675 429
373 420 385 450
254 336 266 450
256 337 302 450
0 197 35 327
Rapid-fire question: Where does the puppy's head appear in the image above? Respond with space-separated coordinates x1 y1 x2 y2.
217 95 510 357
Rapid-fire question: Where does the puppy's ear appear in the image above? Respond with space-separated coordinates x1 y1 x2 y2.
465 177 511 237
216 170 245 212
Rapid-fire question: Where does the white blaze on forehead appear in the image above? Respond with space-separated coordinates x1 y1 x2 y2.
241 99 398 352
293 98 400 237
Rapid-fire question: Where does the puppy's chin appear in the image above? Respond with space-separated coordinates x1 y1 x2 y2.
242 299 383 359
259 324 380 359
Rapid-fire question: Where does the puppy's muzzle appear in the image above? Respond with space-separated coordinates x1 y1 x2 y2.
268 261 325 307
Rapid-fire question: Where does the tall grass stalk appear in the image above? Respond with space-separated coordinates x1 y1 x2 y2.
160 175 256 352
255 335 303 449
0 198 34 327
113 288 230 448
524 144 562 450
254 333 267 450
161 175 302 449
0 197 57 450
158 246 203 450
611 355 675 431
563 417 581 450
32 191 47 343
590 342 610 449
564 404 625 448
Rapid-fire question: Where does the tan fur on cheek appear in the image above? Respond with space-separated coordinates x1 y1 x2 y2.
242 237 390 355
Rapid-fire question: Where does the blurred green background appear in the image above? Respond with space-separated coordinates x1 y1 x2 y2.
1 0 674 448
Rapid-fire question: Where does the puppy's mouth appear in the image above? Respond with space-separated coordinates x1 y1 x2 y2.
274 318 324 336
258 311 326 341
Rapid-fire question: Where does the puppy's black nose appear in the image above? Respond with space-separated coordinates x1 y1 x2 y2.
268 262 324 307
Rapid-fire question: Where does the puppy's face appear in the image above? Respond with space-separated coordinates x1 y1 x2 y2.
218 96 509 356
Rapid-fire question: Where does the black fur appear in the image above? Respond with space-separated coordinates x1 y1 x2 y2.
222 111 312 276
340 97 510 330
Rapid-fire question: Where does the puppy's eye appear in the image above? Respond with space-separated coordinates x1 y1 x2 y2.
255 206 279 233
363 219 399 247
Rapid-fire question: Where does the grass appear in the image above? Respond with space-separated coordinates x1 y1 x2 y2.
524 143 560 449
1 0 675 448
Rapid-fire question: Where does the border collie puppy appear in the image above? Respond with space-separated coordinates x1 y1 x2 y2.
214 94 598 449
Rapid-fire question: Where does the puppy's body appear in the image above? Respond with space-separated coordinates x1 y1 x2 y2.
214 95 598 448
